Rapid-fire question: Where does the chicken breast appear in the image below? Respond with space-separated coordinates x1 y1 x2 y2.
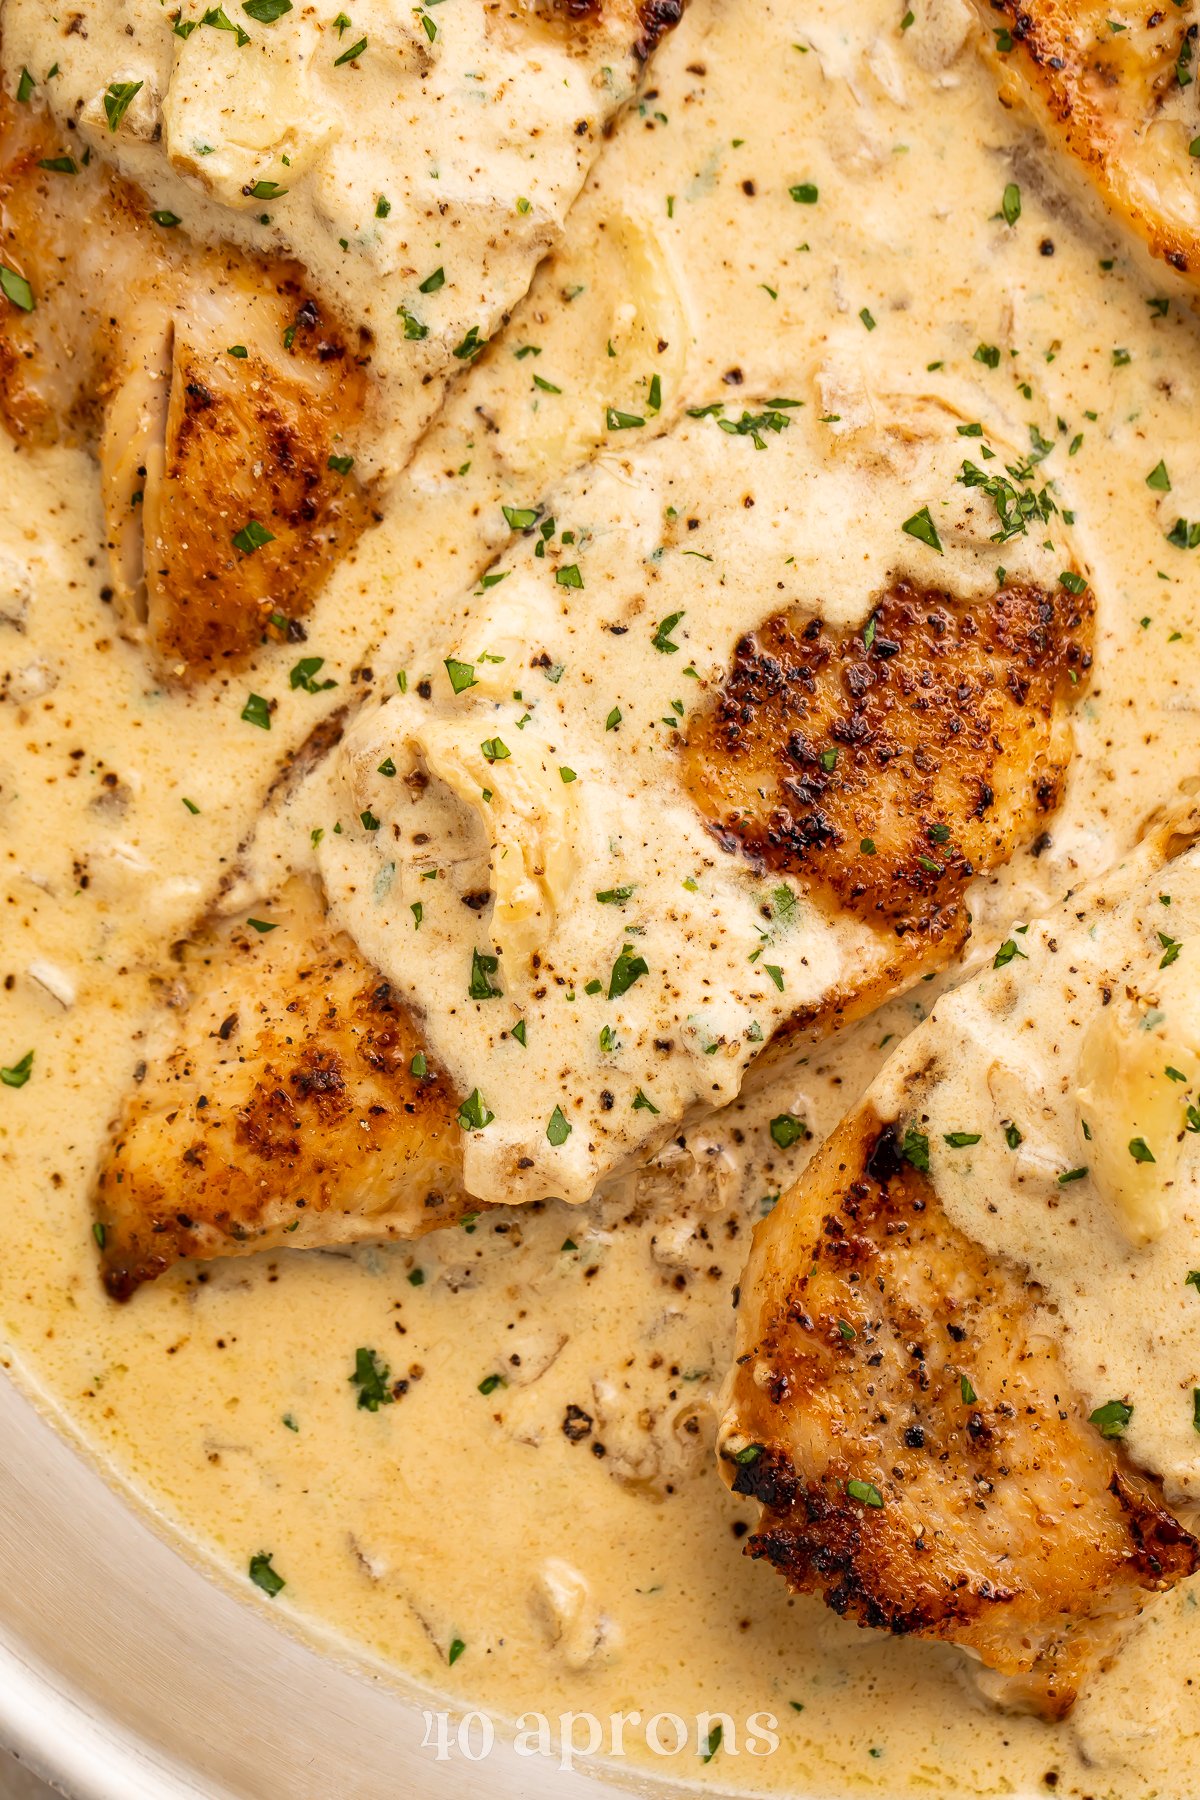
94 872 471 1302
0 94 375 671
92 386 1098 1292
970 0 1200 283
0 0 684 672
682 573 1087 1011
719 802 1200 1715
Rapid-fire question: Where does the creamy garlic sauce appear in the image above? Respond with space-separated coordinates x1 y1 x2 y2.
4 0 1200 1794
2 0 651 473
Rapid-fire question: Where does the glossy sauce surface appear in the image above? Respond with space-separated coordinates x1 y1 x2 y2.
3 0 1200 1793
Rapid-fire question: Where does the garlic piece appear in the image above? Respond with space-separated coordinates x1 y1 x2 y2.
1075 949 1200 1244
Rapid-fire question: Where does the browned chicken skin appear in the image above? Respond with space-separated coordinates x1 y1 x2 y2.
0 94 375 673
720 1107 1198 1717
95 875 471 1300
971 0 1200 282
682 577 1093 1026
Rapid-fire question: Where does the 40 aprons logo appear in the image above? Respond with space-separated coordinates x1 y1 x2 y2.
420 1708 781 1769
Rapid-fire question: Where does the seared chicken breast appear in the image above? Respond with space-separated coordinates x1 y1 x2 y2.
94 874 471 1301
0 94 374 671
682 573 1087 1000
0 0 684 673
970 0 1200 282
720 804 1200 1714
720 1104 1197 1717
93 388 1097 1292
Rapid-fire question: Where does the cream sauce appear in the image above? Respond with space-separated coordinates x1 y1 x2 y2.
4 0 1200 1794
2 0 650 473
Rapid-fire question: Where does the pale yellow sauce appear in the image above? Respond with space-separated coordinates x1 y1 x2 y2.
4 0 1200 1794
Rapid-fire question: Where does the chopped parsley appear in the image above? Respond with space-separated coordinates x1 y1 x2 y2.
0 1050 34 1090
716 406 794 448
608 944 649 1000
700 1723 723 1764
468 949 502 1000
993 938 1027 969
546 1106 572 1146
103 80 143 132
232 520 274 555
0 266 34 313
770 1113 808 1150
652 611 685 653
1167 518 1200 550
454 325 487 361
457 1089 495 1131
1089 1399 1132 1438
944 1131 982 1148
350 1347 393 1411
901 506 943 553
845 1478 883 1508
900 1126 930 1173
240 693 272 730
1128 1137 1156 1164
248 1552 285 1597
444 657 477 694
290 656 336 693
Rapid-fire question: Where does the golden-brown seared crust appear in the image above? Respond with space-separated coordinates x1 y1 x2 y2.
635 0 686 58
0 94 375 674
682 579 1093 955
146 313 374 668
514 0 684 57
94 877 471 1300
721 1108 1197 1716
972 0 1200 279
